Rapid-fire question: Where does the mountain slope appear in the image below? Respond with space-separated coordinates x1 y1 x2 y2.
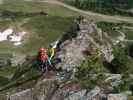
3 17 133 100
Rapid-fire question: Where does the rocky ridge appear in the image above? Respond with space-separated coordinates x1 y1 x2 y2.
7 18 132 100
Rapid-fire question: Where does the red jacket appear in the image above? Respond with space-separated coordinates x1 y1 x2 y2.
38 52 48 62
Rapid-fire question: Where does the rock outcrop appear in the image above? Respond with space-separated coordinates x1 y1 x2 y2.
7 17 127 100
9 79 59 100
57 18 114 72
8 72 133 100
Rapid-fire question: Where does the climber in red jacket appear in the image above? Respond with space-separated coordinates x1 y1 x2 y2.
38 48 48 62
37 47 51 72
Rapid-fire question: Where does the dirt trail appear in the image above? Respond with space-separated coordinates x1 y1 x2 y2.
30 0 133 23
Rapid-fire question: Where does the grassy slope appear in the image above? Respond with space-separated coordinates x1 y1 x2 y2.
0 0 78 17
0 0 79 91
0 0 79 55
97 21 133 39
20 16 75 54
0 67 16 77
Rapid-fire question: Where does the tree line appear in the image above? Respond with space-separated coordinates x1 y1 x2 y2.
64 0 133 16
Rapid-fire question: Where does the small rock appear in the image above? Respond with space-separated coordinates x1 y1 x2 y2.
108 93 127 100
65 89 87 100
105 74 122 87
87 86 101 99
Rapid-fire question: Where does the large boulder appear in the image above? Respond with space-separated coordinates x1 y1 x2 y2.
32 79 59 100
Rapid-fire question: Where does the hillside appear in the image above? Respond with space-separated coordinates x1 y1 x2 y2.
0 0 79 65
0 0 133 100
0 17 132 100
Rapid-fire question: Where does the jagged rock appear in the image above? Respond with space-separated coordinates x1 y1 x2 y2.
105 74 122 87
65 89 87 100
50 89 66 100
9 89 33 100
32 79 59 100
57 18 114 73
51 81 83 100
101 44 114 62
86 86 101 100
8 79 59 100
108 93 127 100
56 71 72 82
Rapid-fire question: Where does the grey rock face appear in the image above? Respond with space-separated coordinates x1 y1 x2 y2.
105 74 122 87
87 86 101 99
57 19 114 73
32 79 58 100
64 89 87 100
